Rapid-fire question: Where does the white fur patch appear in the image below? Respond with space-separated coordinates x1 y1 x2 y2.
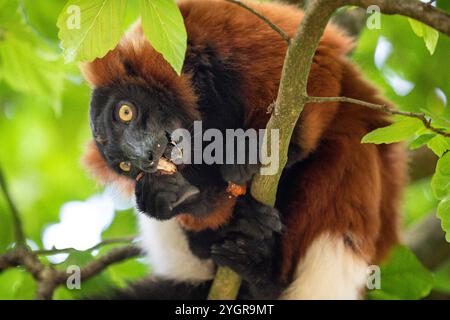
137 214 215 282
281 233 368 300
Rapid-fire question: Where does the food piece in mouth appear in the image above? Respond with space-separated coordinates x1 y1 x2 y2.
157 157 177 174
136 158 176 181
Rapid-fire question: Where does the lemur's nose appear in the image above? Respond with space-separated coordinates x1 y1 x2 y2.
135 135 169 172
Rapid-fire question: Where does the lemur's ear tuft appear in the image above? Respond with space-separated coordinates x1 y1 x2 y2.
82 140 135 198
79 50 128 88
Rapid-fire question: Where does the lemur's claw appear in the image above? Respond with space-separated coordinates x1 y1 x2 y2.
210 194 282 284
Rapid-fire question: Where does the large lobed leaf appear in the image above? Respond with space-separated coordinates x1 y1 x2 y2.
426 135 450 158
437 197 450 242
139 0 187 75
408 18 439 55
432 152 450 200
431 152 450 242
57 0 188 75
362 117 423 144
57 0 128 63
368 246 434 300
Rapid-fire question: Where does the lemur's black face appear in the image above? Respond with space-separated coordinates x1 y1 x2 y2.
89 83 192 178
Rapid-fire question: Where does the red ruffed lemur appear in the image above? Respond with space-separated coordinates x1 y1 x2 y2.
82 0 406 299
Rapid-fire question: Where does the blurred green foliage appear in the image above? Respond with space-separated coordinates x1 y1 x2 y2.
0 0 147 299
0 0 449 299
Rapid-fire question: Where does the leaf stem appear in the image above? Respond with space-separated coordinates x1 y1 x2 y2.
306 96 450 137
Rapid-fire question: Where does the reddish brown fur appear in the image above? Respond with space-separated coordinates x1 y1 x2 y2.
83 140 135 197
82 0 407 284
176 193 237 231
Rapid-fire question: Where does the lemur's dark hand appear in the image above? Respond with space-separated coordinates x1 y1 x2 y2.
219 134 260 184
135 172 200 220
220 163 260 185
210 194 284 287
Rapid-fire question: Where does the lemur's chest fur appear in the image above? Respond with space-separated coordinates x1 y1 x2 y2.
138 214 215 282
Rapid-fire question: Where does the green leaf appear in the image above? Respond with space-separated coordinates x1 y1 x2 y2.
437 0 450 12
0 0 23 30
427 135 450 157
0 0 64 112
0 34 63 112
140 0 187 75
57 0 127 63
408 18 424 37
404 178 438 227
0 269 36 300
409 133 436 150
102 209 137 239
362 118 423 144
22 0 67 43
408 18 439 55
368 246 434 300
433 259 450 294
106 259 148 288
437 197 450 242
431 152 450 199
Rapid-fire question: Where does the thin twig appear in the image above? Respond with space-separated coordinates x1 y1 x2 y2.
225 0 291 44
34 236 136 256
0 166 26 245
306 96 450 137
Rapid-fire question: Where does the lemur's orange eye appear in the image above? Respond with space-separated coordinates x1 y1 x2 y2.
118 104 134 122
119 161 131 172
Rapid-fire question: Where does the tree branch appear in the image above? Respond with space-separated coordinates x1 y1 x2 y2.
251 0 342 205
34 244 142 300
0 157 143 299
79 245 142 281
306 96 450 137
207 263 242 300
0 166 26 245
347 0 450 37
0 233 141 299
225 0 291 44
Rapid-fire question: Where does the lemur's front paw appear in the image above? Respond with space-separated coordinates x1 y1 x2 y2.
220 163 260 185
135 172 200 220
220 134 260 185
210 195 283 284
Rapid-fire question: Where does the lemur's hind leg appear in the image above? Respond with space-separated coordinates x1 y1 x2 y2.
281 233 368 300
110 277 211 300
